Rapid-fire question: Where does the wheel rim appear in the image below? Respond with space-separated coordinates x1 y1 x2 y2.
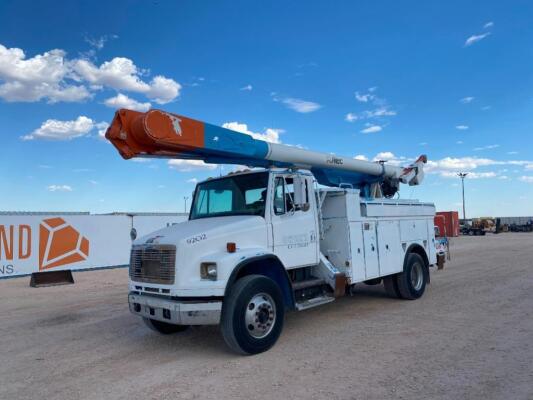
410 262 424 291
245 293 276 339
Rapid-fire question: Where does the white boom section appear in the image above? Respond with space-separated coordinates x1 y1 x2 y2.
267 143 427 186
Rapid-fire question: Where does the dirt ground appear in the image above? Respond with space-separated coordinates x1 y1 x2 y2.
1 234 532 400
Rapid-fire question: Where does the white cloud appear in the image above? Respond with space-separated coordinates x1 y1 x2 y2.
481 105 491 111
130 158 151 163
456 140 464 144
351 89 396 122
89 180 98 185
281 97 321 113
464 32 491 47
73 58 181 104
439 171 497 179
360 124 382 134
240 84 253 91
104 93 151 111
346 107 396 122
354 154 368 161
0 43 181 104
426 156 497 173
96 122 109 139
484 21 494 29
0 45 91 102
507 151 518 155
345 112 358 122
371 152 407 166
474 144 500 151
222 121 283 143
22 116 94 140
168 159 217 172
456 125 469 130
519 176 533 183
460 96 475 104
146 76 181 104
81 34 118 59
355 91 375 103
47 185 73 192
187 178 198 184
362 107 396 118
525 164 533 170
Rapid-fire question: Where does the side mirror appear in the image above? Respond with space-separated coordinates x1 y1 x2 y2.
293 175 310 211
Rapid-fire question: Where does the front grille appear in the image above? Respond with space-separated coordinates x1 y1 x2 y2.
129 244 176 284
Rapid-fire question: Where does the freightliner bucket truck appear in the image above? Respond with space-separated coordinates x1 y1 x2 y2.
106 109 442 354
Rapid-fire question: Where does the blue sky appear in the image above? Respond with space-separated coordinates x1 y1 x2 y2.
1 0 532 217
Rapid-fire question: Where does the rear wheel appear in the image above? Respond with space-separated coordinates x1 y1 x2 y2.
221 275 285 355
143 318 190 334
395 253 428 300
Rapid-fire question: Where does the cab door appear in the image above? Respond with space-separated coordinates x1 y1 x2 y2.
269 174 318 269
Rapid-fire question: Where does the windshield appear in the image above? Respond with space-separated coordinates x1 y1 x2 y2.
190 172 269 220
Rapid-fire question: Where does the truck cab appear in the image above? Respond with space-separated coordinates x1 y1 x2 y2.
128 168 438 354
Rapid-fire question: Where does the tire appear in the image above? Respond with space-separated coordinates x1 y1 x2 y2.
221 275 285 355
142 318 190 334
395 253 428 300
383 274 401 298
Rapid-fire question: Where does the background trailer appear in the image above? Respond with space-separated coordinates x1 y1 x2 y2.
0 212 188 279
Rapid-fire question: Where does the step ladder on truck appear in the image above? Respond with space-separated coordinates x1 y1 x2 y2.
106 109 446 355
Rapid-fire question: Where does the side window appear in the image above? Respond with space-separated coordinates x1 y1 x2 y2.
284 178 296 212
273 177 285 215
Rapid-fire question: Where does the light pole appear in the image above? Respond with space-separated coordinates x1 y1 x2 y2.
457 172 468 220
184 196 189 213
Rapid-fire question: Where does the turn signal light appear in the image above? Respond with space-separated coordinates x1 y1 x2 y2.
227 242 236 253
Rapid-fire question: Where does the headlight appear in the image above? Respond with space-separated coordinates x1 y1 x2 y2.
200 262 217 280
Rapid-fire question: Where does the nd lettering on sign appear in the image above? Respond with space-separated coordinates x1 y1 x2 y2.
0 215 133 278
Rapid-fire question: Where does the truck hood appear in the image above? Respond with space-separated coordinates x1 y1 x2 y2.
134 215 266 246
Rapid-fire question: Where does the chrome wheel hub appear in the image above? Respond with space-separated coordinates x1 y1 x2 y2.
410 262 424 291
245 293 276 339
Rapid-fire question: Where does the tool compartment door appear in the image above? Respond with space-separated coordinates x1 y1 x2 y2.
362 221 379 279
348 222 366 282
377 220 402 276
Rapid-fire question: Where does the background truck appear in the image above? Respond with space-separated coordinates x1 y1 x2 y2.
106 109 444 354
460 219 487 236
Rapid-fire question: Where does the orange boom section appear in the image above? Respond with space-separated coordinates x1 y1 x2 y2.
105 109 205 159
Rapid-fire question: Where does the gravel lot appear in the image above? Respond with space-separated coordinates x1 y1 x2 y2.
1 233 532 400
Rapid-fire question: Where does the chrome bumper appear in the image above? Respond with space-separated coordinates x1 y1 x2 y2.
128 293 222 325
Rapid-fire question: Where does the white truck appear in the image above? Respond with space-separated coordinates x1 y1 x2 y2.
106 109 443 354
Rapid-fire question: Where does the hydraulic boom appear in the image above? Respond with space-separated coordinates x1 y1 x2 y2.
106 109 427 196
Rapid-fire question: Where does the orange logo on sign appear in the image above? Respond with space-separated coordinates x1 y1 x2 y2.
39 218 89 270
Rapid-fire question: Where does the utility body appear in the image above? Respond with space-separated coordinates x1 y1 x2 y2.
107 109 443 354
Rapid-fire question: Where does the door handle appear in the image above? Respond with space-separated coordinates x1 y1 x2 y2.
371 244 375 251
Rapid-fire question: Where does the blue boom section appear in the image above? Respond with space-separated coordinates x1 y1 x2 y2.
202 123 381 189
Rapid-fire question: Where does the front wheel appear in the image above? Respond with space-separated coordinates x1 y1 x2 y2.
142 318 190 334
221 275 285 355
395 253 428 300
